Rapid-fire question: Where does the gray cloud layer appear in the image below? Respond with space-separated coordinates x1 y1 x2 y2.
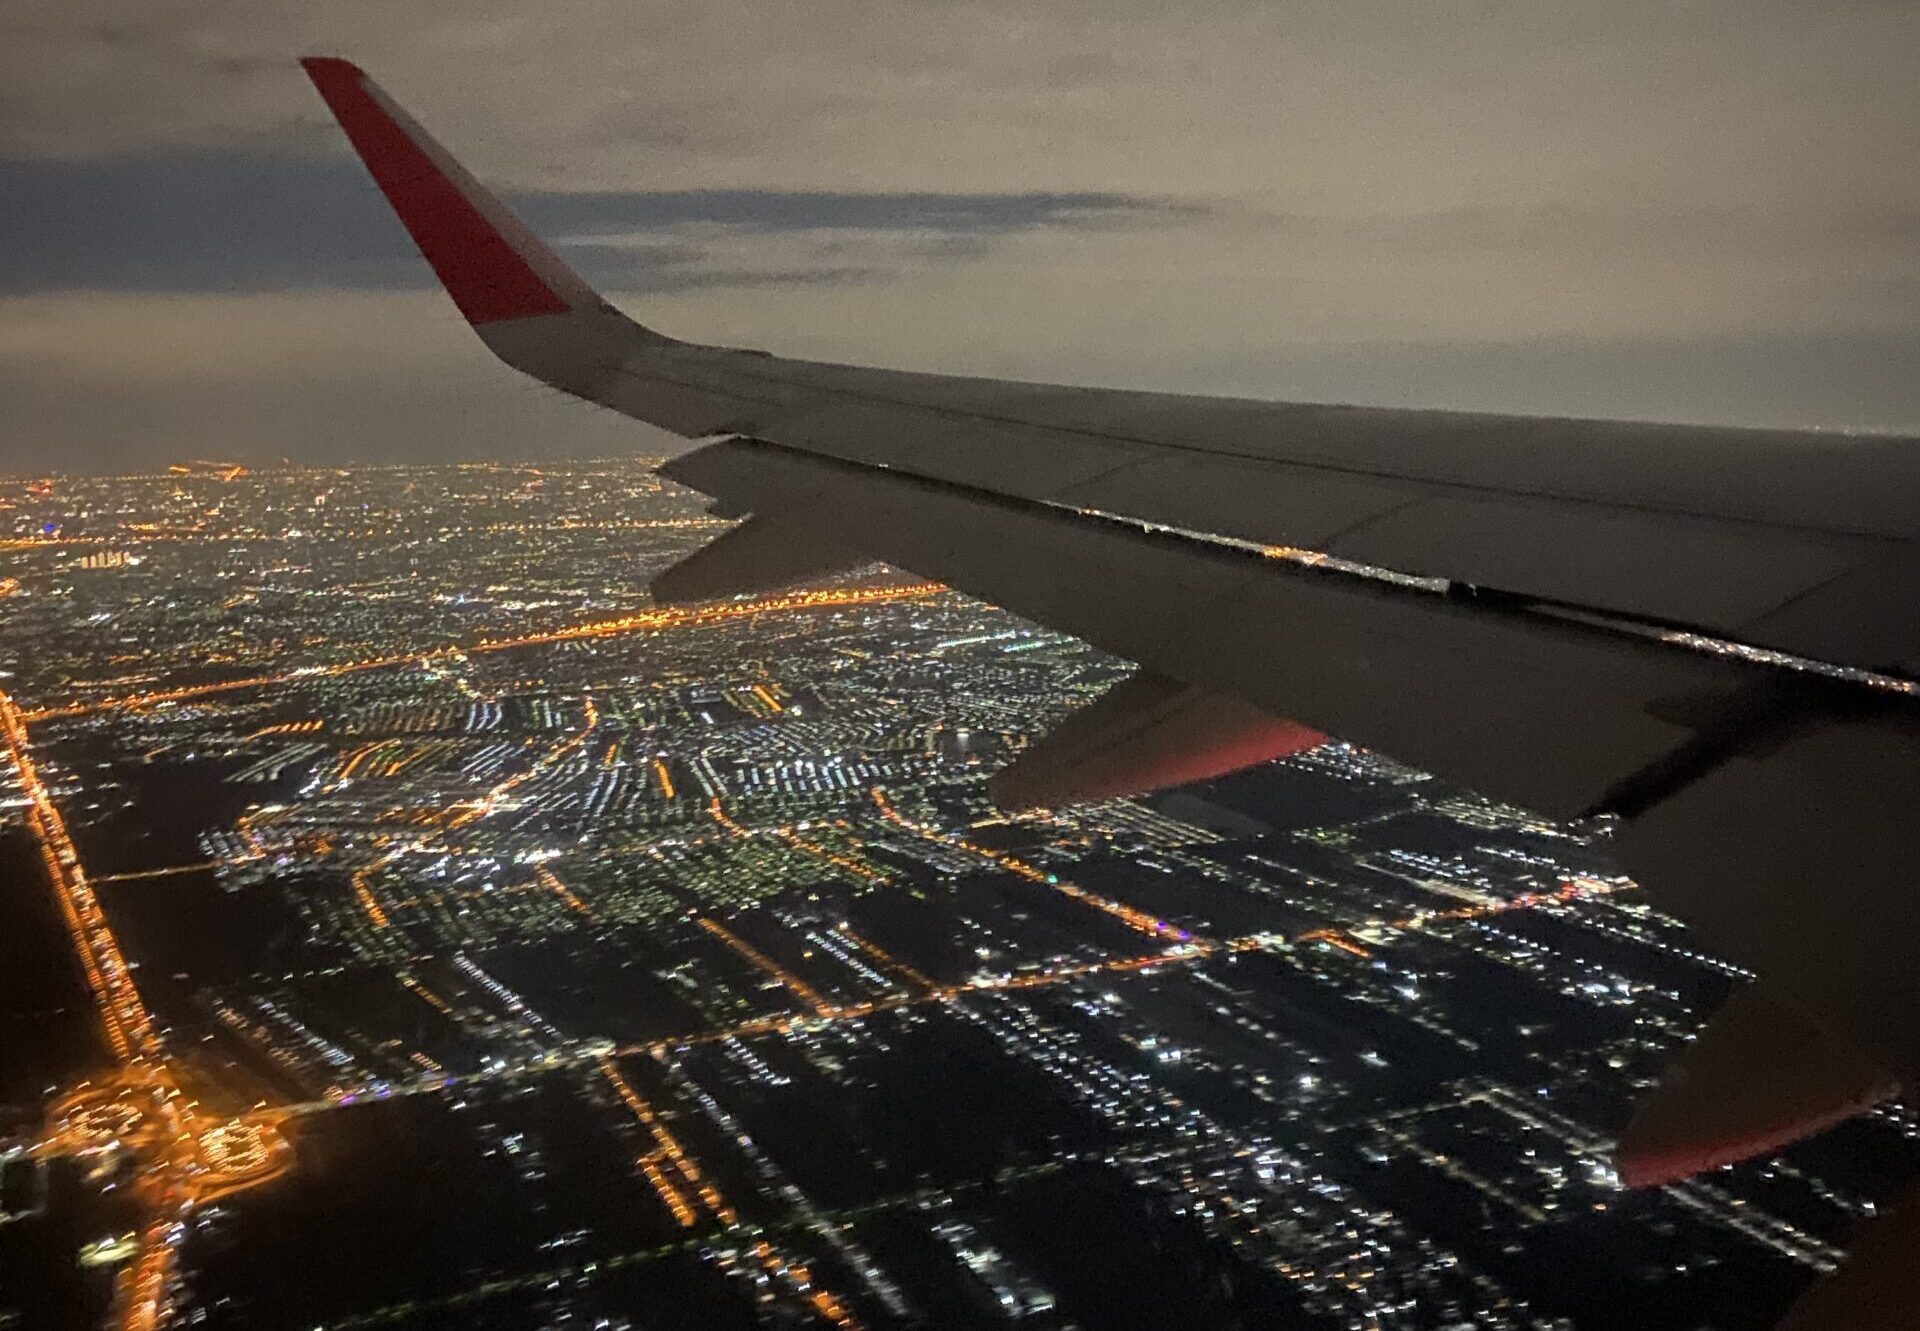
1 151 1188 294
2 0 1917 469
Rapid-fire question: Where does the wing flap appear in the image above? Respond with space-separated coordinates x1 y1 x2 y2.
1056 452 1415 551
1774 1180 1920 1331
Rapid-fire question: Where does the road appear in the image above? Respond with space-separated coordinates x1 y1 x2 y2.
24 582 944 721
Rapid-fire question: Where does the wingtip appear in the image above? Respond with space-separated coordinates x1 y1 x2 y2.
298 56 365 84
297 53 586 327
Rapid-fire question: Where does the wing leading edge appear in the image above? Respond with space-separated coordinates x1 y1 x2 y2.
303 58 1920 1326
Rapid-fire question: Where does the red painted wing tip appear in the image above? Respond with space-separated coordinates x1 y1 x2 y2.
299 56 365 86
298 55 575 326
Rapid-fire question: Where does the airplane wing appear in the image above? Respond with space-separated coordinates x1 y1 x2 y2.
302 58 1920 1315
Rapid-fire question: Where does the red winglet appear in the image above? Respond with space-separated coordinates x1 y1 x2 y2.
301 57 580 325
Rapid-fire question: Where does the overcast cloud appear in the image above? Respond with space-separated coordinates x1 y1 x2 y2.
2 0 1917 470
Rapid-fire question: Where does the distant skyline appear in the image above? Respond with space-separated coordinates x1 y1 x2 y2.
5 0 1919 470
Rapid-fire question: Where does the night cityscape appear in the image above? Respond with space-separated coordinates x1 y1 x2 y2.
0 457 1908 1330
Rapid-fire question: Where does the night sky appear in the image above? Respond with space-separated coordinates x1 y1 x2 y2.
5 1 1919 470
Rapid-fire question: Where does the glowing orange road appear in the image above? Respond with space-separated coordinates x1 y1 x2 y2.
599 1058 708 1227
710 798 891 885
0 692 161 1064
24 582 943 721
335 741 391 784
538 865 595 918
399 974 457 1017
639 876 1630 1058
248 877 1634 1133
871 788 1194 943
1298 928 1373 959
471 583 940 655
642 937 1214 1054
597 1057 858 1325
0 533 273 550
208 873 1640 1139
241 719 324 740
707 798 751 840
89 862 223 884
698 916 833 1015
351 869 393 930
240 868 1643 1144
776 828 888 883
0 517 728 552
832 923 936 992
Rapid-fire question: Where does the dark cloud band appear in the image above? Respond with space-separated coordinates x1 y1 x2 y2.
1 150 1192 295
